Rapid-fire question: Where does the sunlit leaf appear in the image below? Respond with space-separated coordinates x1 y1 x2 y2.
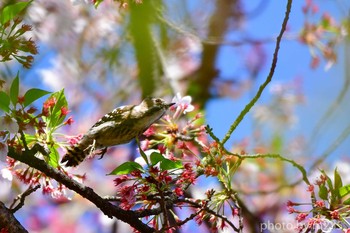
48 146 59 168
343 197 350 205
160 159 183 170
0 91 10 113
334 168 343 191
339 184 350 198
108 161 144 175
318 184 328 200
24 88 51 107
150 152 164 165
0 1 33 24
48 89 68 128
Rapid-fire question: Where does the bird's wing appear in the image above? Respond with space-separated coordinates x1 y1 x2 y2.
90 105 135 128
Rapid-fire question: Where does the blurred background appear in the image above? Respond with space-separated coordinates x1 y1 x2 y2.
1 0 350 232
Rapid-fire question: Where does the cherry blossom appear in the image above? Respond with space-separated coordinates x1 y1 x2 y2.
171 93 195 115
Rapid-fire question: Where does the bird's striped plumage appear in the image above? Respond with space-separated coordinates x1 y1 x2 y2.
61 98 174 167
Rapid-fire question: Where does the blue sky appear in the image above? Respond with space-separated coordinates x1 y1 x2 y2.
205 0 350 165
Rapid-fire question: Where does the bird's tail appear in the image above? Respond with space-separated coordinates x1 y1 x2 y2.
61 145 88 167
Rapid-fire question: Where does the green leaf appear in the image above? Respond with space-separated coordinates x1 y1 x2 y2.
0 91 10 112
160 159 183 170
318 184 328 200
149 152 183 170
343 197 350 205
150 152 164 165
23 134 37 144
23 88 51 107
10 73 19 106
108 161 144 175
334 168 343 191
48 146 59 168
0 1 33 24
48 89 68 127
339 184 350 198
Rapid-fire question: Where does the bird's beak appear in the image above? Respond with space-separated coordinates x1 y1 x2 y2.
167 103 176 108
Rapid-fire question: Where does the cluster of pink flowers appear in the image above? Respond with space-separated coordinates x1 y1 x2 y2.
300 0 346 70
1 89 78 199
287 172 350 232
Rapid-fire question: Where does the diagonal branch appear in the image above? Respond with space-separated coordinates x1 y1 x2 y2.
221 0 293 145
7 145 155 233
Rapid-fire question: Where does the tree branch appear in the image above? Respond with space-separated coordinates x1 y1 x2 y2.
0 201 28 233
7 145 155 233
10 184 41 213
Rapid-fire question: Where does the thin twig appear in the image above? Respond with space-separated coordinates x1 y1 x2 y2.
221 0 293 145
242 153 311 185
177 197 238 231
10 184 41 213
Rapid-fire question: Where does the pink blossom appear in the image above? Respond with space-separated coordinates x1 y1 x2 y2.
64 116 74 125
295 213 308 222
307 185 314 192
330 210 339 220
143 125 155 137
59 106 70 118
171 93 195 114
287 206 295 214
113 175 129 186
315 200 325 208
174 187 184 196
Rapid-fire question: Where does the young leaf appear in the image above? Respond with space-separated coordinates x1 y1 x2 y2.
48 89 68 127
334 168 343 191
0 1 33 24
10 73 19 106
339 184 350 198
318 184 328 200
0 91 10 112
23 134 37 145
48 146 59 168
343 197 350 205
150 152 164 165
24 88 51 107
160 159 183 170
108 161 144 175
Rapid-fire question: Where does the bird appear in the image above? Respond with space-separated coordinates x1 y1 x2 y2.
61 97 175 167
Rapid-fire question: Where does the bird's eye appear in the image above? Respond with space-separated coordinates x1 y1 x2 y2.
155 98 162 104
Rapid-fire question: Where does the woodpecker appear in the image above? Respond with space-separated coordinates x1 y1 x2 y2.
61 97 175 167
